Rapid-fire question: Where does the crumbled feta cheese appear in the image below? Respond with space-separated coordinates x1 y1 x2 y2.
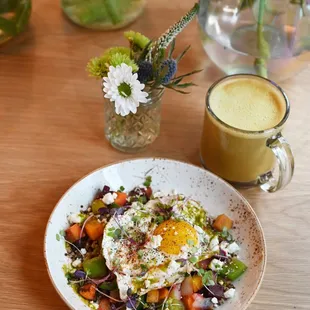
102 192 116 205
210 236 219 252
150 235 162 248
167 260 180 275
139 184 147 190
90 301 99 309
68 213 83 224
209 258 224 271
226 242 240 254
72 258 82 267
224 288 236 299
153 191 165 198
211 297 218 304
220 241 240 255
145 280 151 288
80 248 87 255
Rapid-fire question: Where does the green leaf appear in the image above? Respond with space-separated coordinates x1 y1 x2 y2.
137 40 154 63
59 230 66 237
119 186 125 192
164 85 190 94
174 82 197 89
189 256 198 264
137 250 143 259
0 16 17 36
56 234 60 241
140 264 148 272
143 176 152 187
175 45 191 63
168 39 176 59
170 69 203 81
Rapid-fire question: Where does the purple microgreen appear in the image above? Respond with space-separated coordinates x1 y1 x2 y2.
110 207 128 216
89 273 112 285
127 295 138 310
176 258 187 267
102 185 111 195
74 270 86 279
99 207 111 216
201 285 225 298
203 285 215 296
94 287 123 303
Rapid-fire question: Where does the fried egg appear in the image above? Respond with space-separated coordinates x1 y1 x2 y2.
102 195 216 300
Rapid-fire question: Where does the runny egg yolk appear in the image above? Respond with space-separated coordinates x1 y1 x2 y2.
153 219 198 255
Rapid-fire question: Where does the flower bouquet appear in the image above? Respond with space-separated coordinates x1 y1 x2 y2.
87 3 201 153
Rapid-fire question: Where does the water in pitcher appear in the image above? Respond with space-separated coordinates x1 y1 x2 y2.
0 0 31 45
198 0 310 82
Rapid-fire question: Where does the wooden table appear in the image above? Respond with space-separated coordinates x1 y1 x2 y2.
1 1 309 309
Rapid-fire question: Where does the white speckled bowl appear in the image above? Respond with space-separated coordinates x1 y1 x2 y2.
44 158 266 310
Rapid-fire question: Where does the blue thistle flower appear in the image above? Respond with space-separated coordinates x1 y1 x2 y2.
161 59 178 84
137 61 153 83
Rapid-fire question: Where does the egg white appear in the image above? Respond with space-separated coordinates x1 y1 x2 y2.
102 196 215 300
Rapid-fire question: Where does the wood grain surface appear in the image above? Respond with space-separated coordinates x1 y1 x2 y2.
0 0 309 309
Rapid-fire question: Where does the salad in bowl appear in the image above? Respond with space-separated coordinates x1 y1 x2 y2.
44 158 266 310
59 178 247 310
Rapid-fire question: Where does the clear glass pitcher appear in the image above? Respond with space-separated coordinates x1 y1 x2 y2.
61 0 146 30
198 0 310 82
0 0 31 45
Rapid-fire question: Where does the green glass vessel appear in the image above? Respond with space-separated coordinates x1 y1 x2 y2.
0 0 31 45
61 0 146 30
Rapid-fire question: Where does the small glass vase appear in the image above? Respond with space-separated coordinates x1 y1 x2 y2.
61 0 146 30
104 88 164 153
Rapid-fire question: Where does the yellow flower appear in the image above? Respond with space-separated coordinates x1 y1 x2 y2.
124 31 150 50
86 47 133 78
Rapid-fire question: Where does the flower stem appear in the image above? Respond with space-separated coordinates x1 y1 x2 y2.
255 0 270 78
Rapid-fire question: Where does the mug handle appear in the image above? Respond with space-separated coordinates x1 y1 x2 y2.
259 133 295 193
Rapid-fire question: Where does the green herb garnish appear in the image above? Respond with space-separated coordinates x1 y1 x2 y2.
198 269 214 286
143 176 152 187
107 228 122 240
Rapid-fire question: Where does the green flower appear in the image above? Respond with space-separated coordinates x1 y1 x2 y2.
86 57 108 79
110 53 138 72
86 46 133 78
124 31 150 50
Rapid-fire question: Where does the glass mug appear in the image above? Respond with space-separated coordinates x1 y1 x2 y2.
200 74 294 192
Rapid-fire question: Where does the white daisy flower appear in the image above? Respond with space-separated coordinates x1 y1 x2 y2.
103 63 148 116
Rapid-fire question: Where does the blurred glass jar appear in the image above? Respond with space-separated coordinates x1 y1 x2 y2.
104 88 164 153
61 0 146 30
198 0 310 82
0 0 31 45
